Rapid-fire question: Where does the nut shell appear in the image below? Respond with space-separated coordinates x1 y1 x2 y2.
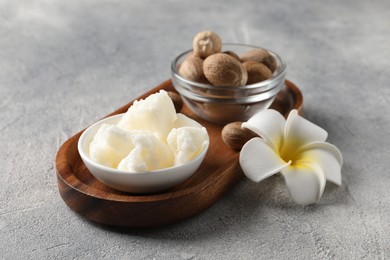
203 53 248 86
240 48 277 72
192 31 222 59
222 50 241 61
242 61 272 84
178 54 208 83
167 91 183 112
222 122 258 150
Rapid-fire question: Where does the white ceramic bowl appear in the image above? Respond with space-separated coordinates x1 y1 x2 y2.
77 114 209 193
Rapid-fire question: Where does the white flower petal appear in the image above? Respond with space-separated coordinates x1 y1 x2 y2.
282 110 328 154
295 142 343 185
240 137 291 182
281 162 326 205
242 109 285 151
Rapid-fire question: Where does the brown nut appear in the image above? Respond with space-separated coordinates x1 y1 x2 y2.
223 50 241 61
222 121 258 150
240 48 277 72
167 91 183 112
203 53 248 86
192 31 222 59
242 61 273 84
178 54 209 84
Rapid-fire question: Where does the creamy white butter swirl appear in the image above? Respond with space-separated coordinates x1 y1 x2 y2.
89 90 208 172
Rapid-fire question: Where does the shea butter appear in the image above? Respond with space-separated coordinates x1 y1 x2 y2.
88 90 208 172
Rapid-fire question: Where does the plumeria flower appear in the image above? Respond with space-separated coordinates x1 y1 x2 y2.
239 109 343 205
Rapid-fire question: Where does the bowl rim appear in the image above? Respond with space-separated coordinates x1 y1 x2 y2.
171 43 287 90
77 113 210 177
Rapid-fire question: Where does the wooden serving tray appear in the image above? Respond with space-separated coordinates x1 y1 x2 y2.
55 79 303 227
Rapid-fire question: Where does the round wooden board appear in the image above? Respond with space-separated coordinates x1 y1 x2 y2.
55 79 303 227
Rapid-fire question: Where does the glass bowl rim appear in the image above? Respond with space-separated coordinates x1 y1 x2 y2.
171 43 287 91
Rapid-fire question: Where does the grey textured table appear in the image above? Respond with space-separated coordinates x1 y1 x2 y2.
1 0 389 259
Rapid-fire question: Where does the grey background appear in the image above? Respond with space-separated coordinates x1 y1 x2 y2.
1 0 389 259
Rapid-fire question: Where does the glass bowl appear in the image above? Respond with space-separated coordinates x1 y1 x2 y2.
171 44 286 124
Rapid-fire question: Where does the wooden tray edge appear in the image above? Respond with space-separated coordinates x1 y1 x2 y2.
55 79 303 227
